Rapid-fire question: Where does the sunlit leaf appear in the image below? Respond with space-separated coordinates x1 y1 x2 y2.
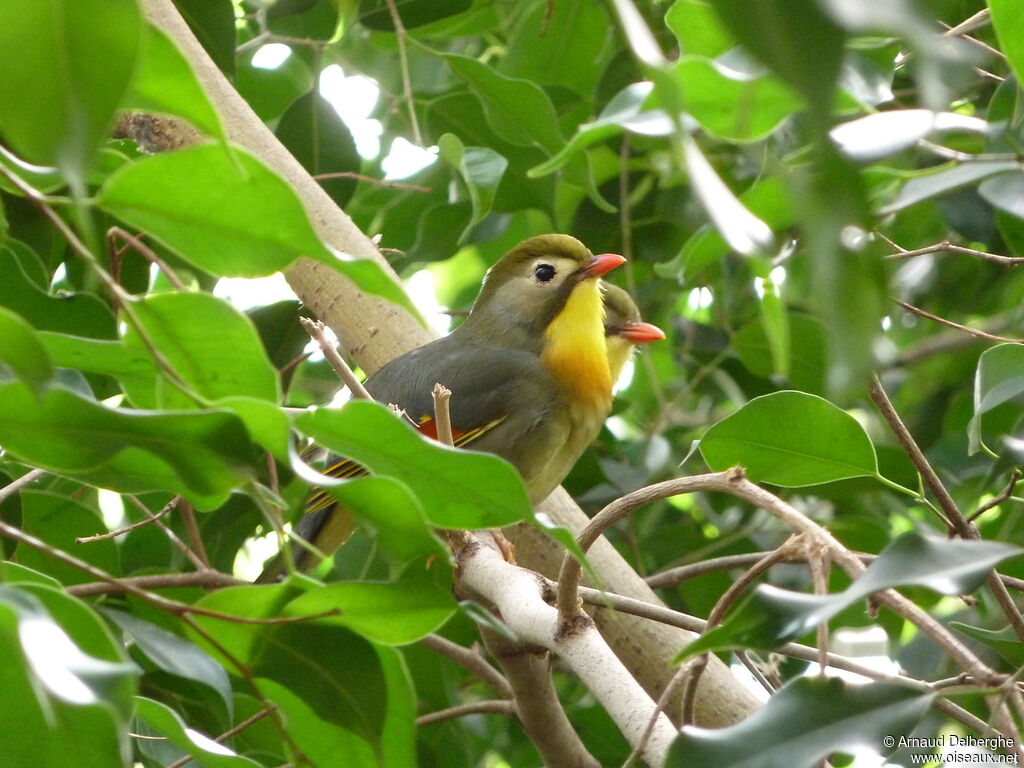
133 696 261 768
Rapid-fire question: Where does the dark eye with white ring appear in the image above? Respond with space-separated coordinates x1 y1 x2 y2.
534 263 556 282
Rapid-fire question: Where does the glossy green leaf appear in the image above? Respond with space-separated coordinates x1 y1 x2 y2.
283 581 456 645
104 610 233 714
0 0 142 182
297 401 533 528
438 133 508 240
0 248 117 339
126 291 281 404
734 313 826 395
128 24 225 141
831 110 989 163
443 53 565 153
0 380 256 508
680 531 1021 658
666 677 932 768
98 144 332 277
174 0 236 76
968 343 1024 456
712 0 843 116
0 305 53 395
675 56 802 142
276 91 360 207
133 696 261 768
879 160 1020 215
700 391 878 486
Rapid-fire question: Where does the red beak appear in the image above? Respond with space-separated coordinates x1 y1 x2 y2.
581 253 626 278
617 321 665 343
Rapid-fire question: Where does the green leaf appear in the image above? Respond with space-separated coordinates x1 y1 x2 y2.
127 24 226 142
98 144 333 278
359 0 471 30
680 531 1021 658
443 53 565 153
951 622 1024 668
879 160 1020 215
0 248 117 339
675 56 802 142
322 476 447 563
666 0 733 57
103 610 234 715
276 91 360 208
189 585 389 745
831 110 989 163
970 343 1024 455
438 133 508 240
979 171 1024 220
283 581 457 645
666 677 932 768
0 380 256 508
0 305 53 395
0 587 137 768
0 0 142 183
297 401 533 528
989 0 1024 86
734 313 826 395
711 0 843 117
126 291 281 404
133 696 262 768
38 333 157 407
174 0 236 77
501 0 615 97
700 391 879 486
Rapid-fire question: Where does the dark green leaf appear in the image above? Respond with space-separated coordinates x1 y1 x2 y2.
951 621 1024 668
0 305 53 395
104 610 233 715
700 391 879 486
297 401 533 528
979 171 1024 220
0 0 142 182
734 313 826 395
359 0 471 31
0 380 256 508
276 91 360 207
666 677 932 768
880 160 1019 216
438 133 508 240
173 0 236 77
38 333 157 407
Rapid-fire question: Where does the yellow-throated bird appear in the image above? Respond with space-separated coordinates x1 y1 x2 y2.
260 235 662 581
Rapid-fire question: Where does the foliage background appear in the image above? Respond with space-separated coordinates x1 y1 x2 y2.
1 0 1024 766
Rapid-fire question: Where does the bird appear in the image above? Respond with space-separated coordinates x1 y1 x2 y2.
259 235 663 581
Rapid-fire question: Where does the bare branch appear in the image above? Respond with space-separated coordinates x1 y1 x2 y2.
416 700 516 727
893 299 1024 345
384 0 422 145
431 383 455 447
299 316 372 400
420 634 513 698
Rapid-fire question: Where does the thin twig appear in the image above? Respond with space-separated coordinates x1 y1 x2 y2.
892 299 1024 345
384 0 422 145
312 171 431 193
420 634 513 698
124 496 207 571
177 500 210 568
68 571 244 597
870 374 1024 646
107 227 188 290
299 317 372 399
416 700 516 726
165 707 277 768
646 551 874 588
880 235 1024 267
0 468 47 505
76 496 177 543
431 383 454 447
969 470 1022 523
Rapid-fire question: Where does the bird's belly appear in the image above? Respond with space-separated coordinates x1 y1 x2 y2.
529 398 609 504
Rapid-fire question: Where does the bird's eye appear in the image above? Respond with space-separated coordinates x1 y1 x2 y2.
533 263 556 283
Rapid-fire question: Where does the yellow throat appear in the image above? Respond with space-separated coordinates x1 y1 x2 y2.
540 280 612 409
